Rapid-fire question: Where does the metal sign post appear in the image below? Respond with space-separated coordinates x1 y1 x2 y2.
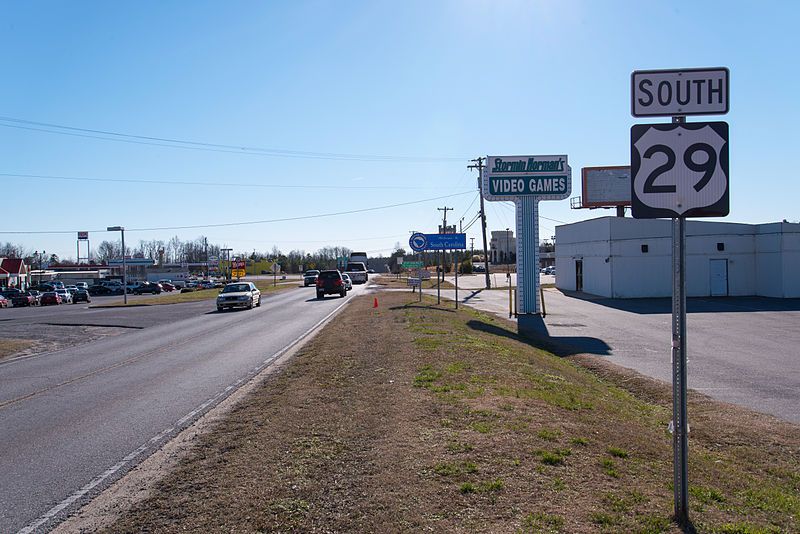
672 215 689 524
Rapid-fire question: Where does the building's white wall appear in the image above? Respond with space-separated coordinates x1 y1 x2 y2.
556 217 799 298
687 233 756 296
756 226 784 297
780 224 800 297
555 218 611 295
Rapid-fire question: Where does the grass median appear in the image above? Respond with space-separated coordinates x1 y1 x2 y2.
103 290 799 533
0 338 35 362
93 280 297 307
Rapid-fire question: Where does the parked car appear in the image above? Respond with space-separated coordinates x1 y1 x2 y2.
216 282 261 311
341 273 353 291
133 282 162 295
40 291 62 305
1 288 21 299
75 282 89 290
55 288 72 303
197 280 216 289
0 294 8 308
89 285 115 296
315 270 347 298
12 291 37 306
160 282 176 292
124 281 139 293
303 270 320 287
72 289 91 303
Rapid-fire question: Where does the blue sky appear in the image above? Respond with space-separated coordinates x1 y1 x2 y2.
1 1 797 260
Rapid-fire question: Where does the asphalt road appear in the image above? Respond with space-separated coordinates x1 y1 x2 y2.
0 282 365 533
430 278 800 425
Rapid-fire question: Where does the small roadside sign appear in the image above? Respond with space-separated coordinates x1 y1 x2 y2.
407 277 421 287
632 67 729 117
402 261 424 268
631 121 729 218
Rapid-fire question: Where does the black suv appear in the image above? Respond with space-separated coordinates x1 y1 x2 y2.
315 270 346 299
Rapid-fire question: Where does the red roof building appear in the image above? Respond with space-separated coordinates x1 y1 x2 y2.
0 258 30 290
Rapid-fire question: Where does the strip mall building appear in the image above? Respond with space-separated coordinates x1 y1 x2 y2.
555 217 800 298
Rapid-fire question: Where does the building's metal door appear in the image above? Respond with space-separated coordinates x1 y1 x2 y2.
575 260 583 292
709 258 728 296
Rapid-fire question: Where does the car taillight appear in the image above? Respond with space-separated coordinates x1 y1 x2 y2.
335 279 342 286
316 279 323 286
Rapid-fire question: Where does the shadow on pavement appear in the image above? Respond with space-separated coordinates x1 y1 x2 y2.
467 319 612 357
558 291 800 314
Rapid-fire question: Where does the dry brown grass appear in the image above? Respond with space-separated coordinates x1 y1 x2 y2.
103 290 800 533
0 338 35 362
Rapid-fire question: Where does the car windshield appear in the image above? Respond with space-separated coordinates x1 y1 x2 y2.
222 284 250 293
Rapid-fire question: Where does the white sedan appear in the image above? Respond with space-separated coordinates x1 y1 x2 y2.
216 282 261 311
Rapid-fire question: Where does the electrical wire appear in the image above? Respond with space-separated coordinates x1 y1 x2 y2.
0 116 466 163
0 190 474 235
0 172 440 191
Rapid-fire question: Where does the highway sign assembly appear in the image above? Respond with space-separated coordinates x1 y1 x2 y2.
408 232 466 251
632 67 729 117
631 122 729 219
483 155 571 335
630 66 731 528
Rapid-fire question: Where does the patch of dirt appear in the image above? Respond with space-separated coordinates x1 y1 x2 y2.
62 291 798 533
0 324 129 361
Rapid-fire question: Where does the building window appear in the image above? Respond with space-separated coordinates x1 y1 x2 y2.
717 242 725 251
641 244 649 253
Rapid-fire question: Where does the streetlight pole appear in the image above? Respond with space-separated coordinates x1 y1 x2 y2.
107 226 127 304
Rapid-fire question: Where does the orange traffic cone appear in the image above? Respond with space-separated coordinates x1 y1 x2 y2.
373 297 379 308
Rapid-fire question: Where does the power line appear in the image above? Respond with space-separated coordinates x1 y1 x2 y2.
0 116 466 163
0 190 473 235
0 172 439 191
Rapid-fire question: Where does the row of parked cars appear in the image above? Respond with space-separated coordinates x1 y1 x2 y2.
0 282 91 307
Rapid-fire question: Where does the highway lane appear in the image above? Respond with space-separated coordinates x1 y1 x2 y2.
0 284 363 533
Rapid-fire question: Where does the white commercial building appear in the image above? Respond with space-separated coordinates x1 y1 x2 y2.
489 229 516 265
555 217 800 298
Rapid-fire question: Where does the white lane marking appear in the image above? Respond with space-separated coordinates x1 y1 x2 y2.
18 294 351 534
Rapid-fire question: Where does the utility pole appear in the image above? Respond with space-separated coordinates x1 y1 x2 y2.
468 157 491 289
